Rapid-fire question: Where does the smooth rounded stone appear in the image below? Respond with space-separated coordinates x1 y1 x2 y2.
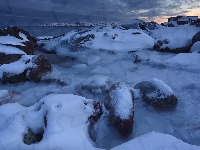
134 78 178 110
104 82 134 137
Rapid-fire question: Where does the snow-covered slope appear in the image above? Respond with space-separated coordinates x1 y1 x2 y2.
37 26 155 53
112 132 200 150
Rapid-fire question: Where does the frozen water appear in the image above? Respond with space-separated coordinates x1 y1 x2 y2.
0 26 200 149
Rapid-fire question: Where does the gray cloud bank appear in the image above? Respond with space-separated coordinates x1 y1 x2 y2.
0 0 200 26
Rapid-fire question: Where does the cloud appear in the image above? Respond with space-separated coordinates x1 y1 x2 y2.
0 0 200 25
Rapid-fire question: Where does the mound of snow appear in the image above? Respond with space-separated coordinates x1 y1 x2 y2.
39 26 155 53
0 94 100 150
78 27 155 51
112 132 200 150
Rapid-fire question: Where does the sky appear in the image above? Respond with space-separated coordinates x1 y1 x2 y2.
0 0 200 26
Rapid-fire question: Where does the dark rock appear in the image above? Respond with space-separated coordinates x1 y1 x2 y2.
23 128 43 145
28 55 52 83
104 83 134 137
1 71 26 84
0 53 23 65
192 31 200 45
88 100 103 142
134 79 178 110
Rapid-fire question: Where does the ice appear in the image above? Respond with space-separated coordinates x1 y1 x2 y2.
91 66 111 75
167 53 200 65
191 41 200 53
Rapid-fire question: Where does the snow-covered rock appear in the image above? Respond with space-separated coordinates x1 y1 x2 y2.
134 78 178 110
104 82 134 137
0 54 52 84
111 132 200 150
0 27 34 55
151 25 200 53
0 94 100 150
78 75 112 98
38 26 155 53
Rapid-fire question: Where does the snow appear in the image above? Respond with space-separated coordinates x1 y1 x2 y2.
19 32 28 41
191 41 200 53
0 35 26 46
0 44 26 54
150 25 200 50
112 132 200 150
167 53 200 65
39 26 155 53
0 94 100 150
87 27 155 52
0 90 9 100
110 83 133 119
152 78 174 96
0 55 34 78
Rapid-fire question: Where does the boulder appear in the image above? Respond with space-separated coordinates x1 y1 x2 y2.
192 31 200 45
79 75 112 97
0 27 34 55
134 78 178 110
28 55 52 83
104 82 134 137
